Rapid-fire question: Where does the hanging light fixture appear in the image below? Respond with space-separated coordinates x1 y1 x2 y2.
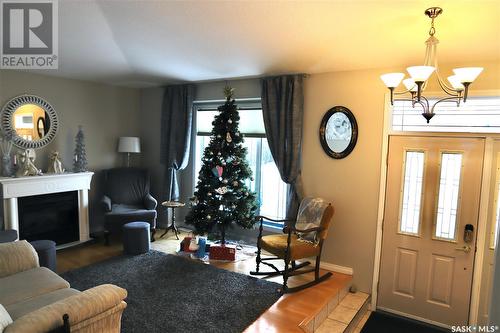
380 7 483 123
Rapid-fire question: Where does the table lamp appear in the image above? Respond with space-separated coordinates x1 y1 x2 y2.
118 137 141 167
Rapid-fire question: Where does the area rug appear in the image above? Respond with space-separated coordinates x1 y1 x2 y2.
361 311 449 333
61 251 281 333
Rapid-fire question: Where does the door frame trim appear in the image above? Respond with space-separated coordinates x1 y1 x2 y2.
371 91 500 324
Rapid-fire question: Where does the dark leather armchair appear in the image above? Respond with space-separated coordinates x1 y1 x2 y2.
101 168 157 244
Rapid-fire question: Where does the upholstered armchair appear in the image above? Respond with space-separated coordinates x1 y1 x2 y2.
101 168 157 244
250 197 335 293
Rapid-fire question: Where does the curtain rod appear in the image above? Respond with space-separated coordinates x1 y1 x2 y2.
193 97 261 104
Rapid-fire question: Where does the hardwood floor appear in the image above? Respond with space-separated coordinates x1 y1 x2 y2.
57 229 352 332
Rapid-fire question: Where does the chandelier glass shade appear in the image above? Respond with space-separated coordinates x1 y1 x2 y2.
380 7 483 123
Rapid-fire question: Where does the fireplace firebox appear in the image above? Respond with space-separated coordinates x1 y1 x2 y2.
18 191 79 245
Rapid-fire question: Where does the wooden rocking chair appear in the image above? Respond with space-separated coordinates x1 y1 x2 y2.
250 198 334 293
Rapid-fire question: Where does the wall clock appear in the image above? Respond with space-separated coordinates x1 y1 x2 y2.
319 106 358 159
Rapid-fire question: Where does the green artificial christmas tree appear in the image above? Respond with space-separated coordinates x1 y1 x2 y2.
185 87 258 244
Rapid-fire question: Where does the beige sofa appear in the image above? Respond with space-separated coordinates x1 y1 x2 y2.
0 241 127 333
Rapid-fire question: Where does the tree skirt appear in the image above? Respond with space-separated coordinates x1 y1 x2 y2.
61 251 281 333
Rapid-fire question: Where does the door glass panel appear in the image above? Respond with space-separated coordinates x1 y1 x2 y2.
435 153 463 240
399 151 425 235
492 183 500 249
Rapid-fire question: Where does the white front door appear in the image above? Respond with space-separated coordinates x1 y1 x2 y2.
378 135 484 326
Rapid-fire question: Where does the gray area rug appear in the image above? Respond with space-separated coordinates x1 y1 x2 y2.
61 250 281 333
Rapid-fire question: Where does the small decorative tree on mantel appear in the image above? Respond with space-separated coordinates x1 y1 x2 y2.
73 125 88 172
185 87 258 244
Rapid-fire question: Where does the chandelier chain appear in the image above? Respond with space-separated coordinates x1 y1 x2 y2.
429 17 436 36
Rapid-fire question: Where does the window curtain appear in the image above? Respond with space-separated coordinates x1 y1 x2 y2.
160 84 195 202
261 74 304 218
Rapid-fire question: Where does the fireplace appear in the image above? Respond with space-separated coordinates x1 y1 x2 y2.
0 172 93 248
18 191 79 245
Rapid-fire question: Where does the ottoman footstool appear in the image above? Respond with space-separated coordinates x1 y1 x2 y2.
30 240 57 272
123 222 150 255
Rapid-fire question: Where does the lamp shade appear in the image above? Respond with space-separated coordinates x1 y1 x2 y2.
380 73 405 88
403 78 418 92
453 67 483 83
447 75 465 91
118 137 141 153
407 66 435 82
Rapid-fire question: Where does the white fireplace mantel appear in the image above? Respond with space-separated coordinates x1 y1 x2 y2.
0 172 94 248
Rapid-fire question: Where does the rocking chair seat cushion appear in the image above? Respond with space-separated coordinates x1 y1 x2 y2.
259 234 321 261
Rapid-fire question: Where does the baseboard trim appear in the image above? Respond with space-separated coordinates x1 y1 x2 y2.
320 261 353 275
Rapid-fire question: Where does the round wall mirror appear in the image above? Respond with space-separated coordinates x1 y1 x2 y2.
1 95 58 149
319 106 358 159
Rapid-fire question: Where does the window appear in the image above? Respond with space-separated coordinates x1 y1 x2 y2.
435 152 463 241
193 102 288 228
392 96 500 133
399 151 425 235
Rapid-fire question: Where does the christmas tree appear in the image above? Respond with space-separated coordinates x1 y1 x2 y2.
73 125 88 172
185 87 258 244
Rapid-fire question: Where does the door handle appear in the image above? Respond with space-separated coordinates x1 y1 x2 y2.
455 245 472 253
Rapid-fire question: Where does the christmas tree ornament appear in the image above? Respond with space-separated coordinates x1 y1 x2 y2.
216 165 224 177
215 187 228 195
223 86 235 99
185 86 258 245
73 125 88 172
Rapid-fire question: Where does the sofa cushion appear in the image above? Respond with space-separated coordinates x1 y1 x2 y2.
5 288 80 320
0 304 13 333
0 241 39 278
0 267 69 306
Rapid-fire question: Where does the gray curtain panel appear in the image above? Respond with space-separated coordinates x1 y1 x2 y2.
261 74 304 218
160 84 195 201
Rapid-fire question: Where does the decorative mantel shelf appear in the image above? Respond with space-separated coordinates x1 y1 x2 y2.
0 172 94 248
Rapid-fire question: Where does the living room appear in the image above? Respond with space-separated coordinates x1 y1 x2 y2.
0 1 499 332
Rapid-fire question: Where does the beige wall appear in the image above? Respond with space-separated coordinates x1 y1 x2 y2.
0 70 141 232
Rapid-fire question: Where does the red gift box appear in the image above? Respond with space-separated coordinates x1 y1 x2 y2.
180 237 196 253
209 244 236 261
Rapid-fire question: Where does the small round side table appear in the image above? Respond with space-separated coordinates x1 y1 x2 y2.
160 201 185 240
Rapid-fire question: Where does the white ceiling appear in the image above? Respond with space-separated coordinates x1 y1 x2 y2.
29 0 500 87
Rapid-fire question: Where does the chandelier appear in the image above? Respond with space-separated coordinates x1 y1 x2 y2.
380 7 483 123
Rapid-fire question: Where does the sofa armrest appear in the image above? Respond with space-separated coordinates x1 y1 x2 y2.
101 195 112 212
0 240 39 278
144 193 157 210
4 284 127 333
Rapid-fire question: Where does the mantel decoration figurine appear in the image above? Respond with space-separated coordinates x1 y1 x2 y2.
48 151 65 174
0 136 13 177
16 149 42 177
